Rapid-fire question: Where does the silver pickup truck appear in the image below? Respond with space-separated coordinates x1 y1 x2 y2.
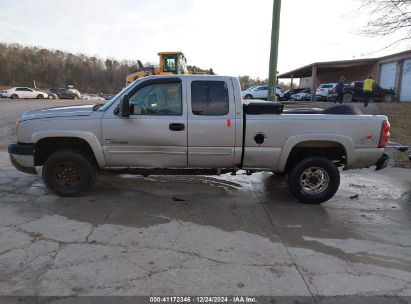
8 75 391 204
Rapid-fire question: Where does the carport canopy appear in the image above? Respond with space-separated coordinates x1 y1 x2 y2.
278 58 377 95
278 58 377 79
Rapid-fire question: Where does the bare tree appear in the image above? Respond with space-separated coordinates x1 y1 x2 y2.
361 0 411 50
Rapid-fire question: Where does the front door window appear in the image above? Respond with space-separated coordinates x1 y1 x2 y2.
129 82 182 116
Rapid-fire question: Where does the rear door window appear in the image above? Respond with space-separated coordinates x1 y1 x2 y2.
191 81 229 116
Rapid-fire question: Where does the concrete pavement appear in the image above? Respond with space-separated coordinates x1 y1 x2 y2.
0 151 410 296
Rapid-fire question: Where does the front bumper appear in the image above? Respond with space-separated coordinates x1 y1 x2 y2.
375 153 390 171
315 95 327 101
8 143 36 174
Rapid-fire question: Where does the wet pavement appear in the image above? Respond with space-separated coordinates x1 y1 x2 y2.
0 150 410 296
0 99 410 297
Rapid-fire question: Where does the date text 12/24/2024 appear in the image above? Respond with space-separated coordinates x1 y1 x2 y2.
150 297 257 303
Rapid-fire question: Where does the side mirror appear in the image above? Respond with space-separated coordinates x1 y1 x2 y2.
119 95 130 117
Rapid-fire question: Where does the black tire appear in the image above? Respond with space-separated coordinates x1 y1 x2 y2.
11 94 19 99
244 94 253 100
37 94 44 99
288 157 340 204
42 150 96 197
322 104 362 115
382 94 394 103
343 93 353 103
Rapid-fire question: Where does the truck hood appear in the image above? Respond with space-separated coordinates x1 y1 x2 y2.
20 105 95 121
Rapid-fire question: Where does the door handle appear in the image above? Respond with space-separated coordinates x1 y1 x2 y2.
169 123 185 131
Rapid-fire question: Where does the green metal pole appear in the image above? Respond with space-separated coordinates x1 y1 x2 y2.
267 0 282 101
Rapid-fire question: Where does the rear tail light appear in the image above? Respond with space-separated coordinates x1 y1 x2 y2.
378 120 390 148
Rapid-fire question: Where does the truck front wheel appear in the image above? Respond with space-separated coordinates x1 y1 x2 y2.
288 157 340 204
42 150 96 196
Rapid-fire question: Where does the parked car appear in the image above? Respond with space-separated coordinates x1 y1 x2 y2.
9 75 391 204
2 87 48 99
81 94 105 101
291 89 311 101
283 88 306 101
315 83 337 101
103 94 115 100
242 85 285 100
343 81 396 103
46 89 59 99
49 88 81 99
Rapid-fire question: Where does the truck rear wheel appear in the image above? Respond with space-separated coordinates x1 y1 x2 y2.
382 94 394 103
42 150 96 196
288 157 340 204
343 93 353 103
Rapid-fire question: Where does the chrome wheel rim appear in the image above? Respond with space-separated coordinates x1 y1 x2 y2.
300 167 329 195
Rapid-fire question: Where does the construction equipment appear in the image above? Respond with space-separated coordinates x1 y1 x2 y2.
126 52 190 85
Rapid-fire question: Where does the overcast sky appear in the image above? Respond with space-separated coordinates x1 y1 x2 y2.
0 0 409 78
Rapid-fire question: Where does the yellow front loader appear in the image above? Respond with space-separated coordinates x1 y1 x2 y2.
126 52 189 86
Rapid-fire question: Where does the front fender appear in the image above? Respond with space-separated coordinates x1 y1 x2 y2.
278 134 353 172
31 131 107 168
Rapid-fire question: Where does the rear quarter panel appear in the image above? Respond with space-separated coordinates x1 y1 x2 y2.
243 114 387 171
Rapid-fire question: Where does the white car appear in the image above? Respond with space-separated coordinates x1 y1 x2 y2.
81 94 105 101
315 83 337 101
242 85 284 100
3 87 48 99
291 89 311 101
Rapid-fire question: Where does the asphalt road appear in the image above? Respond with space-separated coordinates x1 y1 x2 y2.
0 99 410 298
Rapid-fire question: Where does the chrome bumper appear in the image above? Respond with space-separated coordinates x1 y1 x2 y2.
8 143 36 174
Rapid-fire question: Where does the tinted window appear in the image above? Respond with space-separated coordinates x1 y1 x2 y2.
320 84 333 88
129 82 182 116
191 81 229 116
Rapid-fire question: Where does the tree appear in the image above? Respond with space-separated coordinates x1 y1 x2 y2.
0 42 214 93
361 0 411 49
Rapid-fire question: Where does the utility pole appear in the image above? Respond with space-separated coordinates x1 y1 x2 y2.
267 0 282 101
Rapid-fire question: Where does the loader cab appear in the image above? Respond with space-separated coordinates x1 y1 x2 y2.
159 52 188 75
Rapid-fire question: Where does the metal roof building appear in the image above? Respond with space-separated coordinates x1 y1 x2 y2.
278 50 411 102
